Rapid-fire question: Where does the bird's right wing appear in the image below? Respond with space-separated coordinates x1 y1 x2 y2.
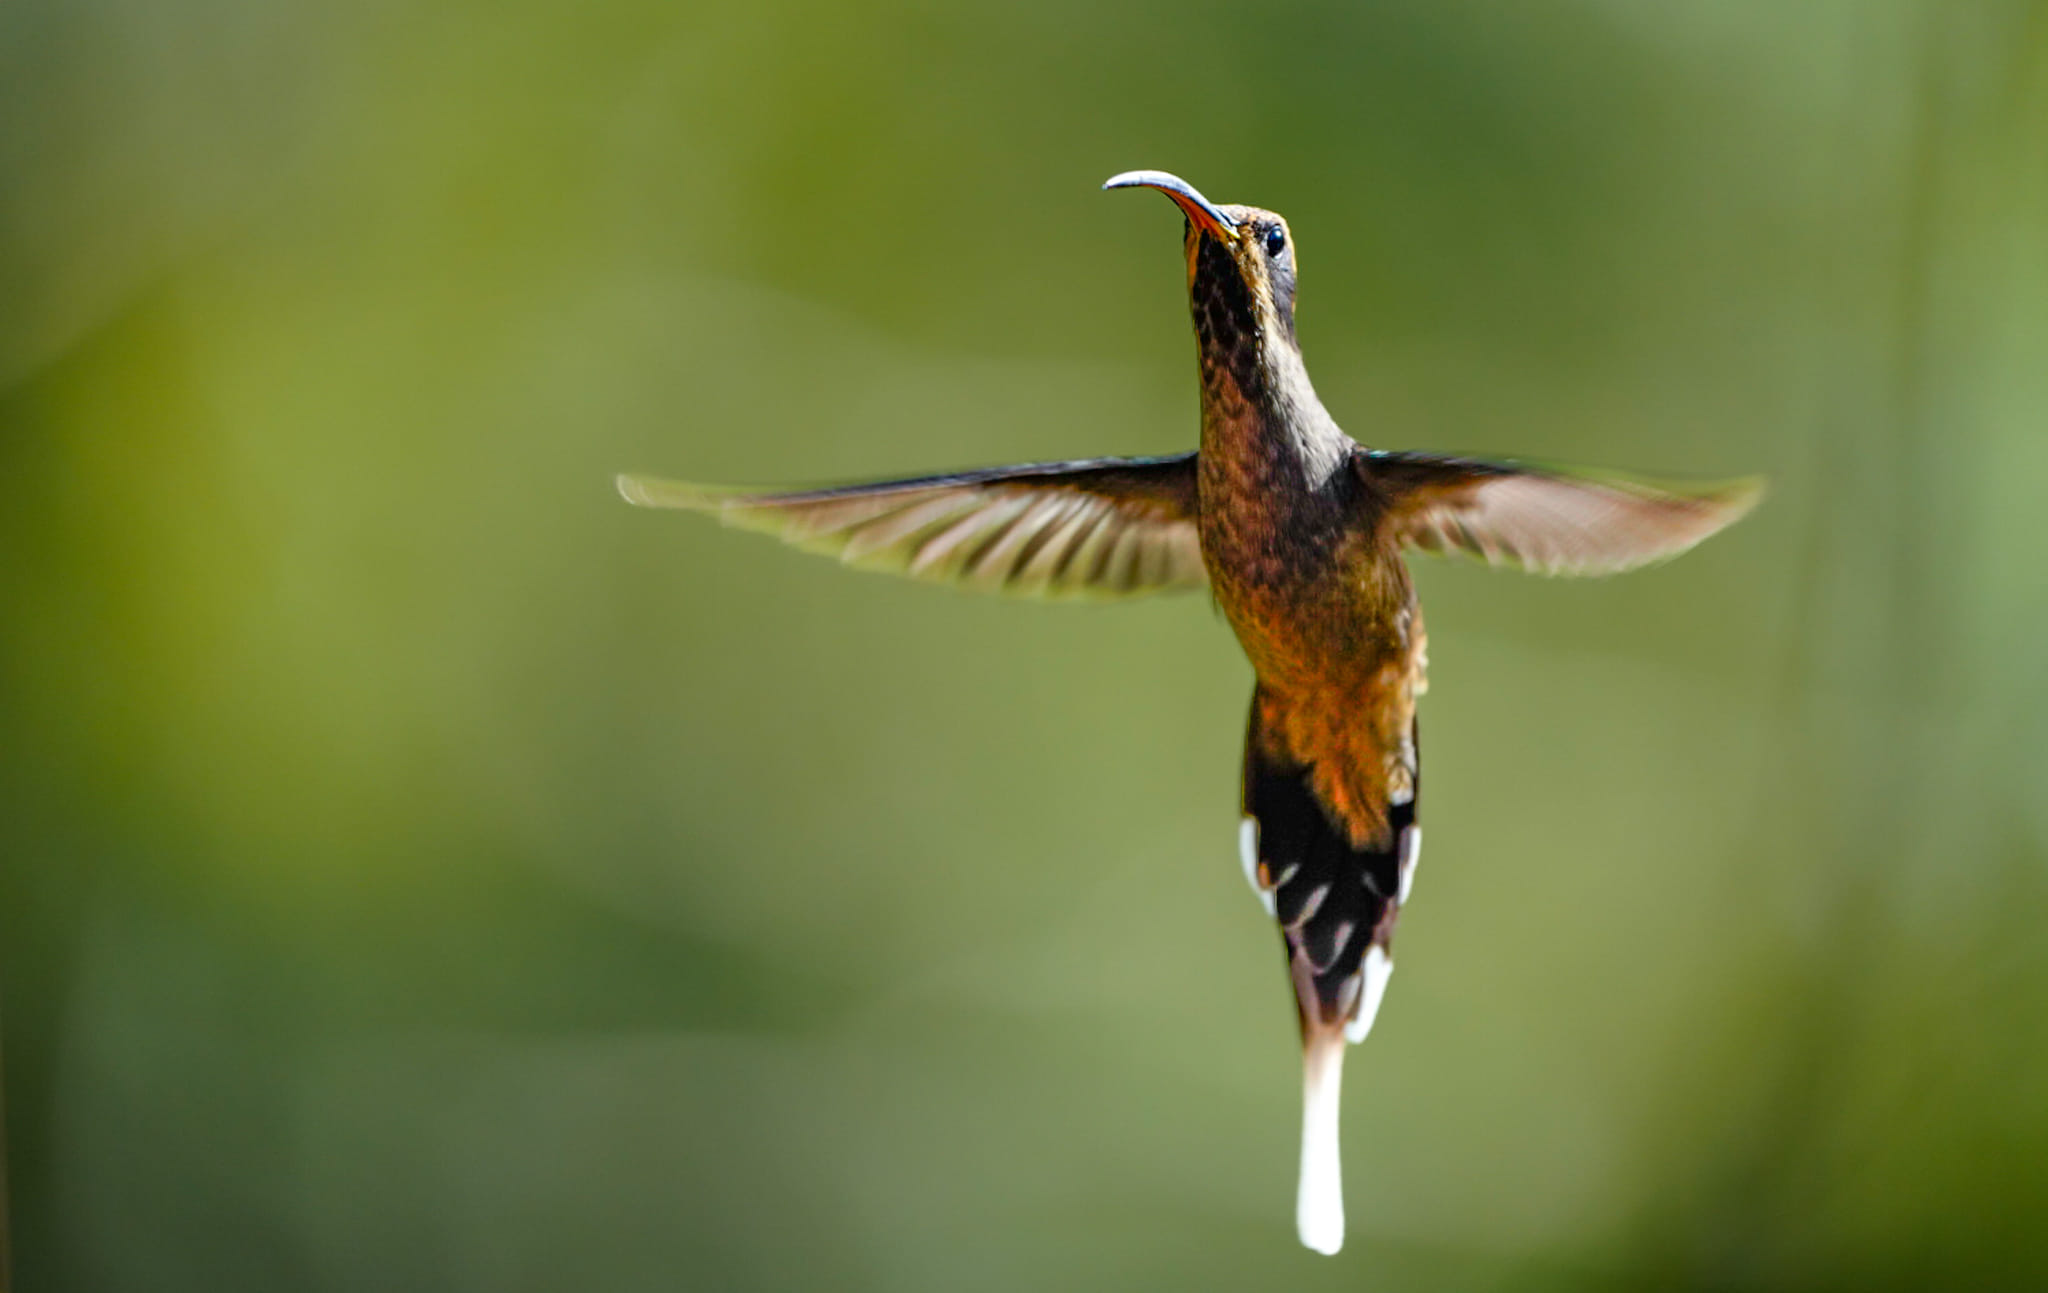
617 453 1206 600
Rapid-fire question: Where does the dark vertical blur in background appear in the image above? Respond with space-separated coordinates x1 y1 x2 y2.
3 1 2046 1288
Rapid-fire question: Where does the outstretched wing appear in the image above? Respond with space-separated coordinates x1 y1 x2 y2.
618 454 1206 600
1364 450 1763 576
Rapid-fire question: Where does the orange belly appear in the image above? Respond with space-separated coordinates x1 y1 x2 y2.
1224 546 1426 853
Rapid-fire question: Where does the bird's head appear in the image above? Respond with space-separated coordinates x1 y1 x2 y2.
1104 170 1302 396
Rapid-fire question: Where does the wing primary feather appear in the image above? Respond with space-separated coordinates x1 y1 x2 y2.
1364 450 1763 577
617 453 1206 601
834 494 979 565
1019 499 1108 590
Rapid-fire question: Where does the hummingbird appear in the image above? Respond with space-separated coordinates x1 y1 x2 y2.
618 170 1760 1255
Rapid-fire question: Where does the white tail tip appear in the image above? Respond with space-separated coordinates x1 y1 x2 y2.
1296 1033 1347 1255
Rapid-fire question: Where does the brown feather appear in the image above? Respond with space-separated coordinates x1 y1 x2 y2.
1367 451 1764 576
616 454 1205 600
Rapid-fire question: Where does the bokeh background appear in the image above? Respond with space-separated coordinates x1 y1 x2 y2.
4 0 2047 1288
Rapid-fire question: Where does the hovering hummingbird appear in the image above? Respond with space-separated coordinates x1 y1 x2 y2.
618 170 1760 1255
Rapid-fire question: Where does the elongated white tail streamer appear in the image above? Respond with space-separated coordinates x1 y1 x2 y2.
1296 1032 1347 1255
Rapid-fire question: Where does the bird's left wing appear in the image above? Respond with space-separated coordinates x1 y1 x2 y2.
617 453 1206 599
1363 450 1763 576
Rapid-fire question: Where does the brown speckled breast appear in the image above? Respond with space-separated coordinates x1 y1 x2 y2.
1187 231 1426 852
1200 435 1425 852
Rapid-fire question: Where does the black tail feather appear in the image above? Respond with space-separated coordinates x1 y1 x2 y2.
1242 705 1417 1034
1243 697 1421 1255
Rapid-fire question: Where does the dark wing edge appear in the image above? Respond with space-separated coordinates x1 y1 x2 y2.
617 454 1206 600
1363 449 1764 577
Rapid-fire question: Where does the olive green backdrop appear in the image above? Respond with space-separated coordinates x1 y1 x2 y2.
4 1 2046 1289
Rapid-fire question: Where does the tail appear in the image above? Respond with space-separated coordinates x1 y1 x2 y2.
1242 697 1417 1255
1296 1027 1349 1255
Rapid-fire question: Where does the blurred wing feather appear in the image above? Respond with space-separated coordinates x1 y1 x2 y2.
617 454 1206 599
1366 451 1762 576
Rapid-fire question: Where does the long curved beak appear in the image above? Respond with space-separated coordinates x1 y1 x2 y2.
1102 170 1236 240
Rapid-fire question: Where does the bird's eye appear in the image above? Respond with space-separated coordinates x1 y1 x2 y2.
1264 226 1287 257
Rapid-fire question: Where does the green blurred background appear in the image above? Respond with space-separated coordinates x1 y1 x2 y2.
4 0 2046 1288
